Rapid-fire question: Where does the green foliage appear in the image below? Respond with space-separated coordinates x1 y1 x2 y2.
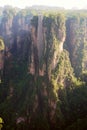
0 8 87 130
43 13 66 77
65 14 87 77
52 50 73 82
66 117 87 130
0 38 5 51
31 16 38 29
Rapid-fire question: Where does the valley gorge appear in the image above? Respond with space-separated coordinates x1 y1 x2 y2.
0 7 87 130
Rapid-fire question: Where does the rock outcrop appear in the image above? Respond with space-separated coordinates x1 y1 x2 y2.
66 16 87 76
0 8 87 130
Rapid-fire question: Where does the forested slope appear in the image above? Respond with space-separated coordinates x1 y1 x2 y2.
0 7 87 130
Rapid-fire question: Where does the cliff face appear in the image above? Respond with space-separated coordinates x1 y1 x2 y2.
0 38 5 71
0 9 87 130
25 14 66 78
65 16 87 76
0 12 66 78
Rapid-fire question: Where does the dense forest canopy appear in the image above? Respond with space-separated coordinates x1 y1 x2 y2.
0 6 87 130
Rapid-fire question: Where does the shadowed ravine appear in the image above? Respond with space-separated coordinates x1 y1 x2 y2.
0 7 87 130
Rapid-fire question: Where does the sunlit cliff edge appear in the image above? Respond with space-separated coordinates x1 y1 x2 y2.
0 7 87 130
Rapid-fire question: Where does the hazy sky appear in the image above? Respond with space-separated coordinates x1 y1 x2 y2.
0 0 87 9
